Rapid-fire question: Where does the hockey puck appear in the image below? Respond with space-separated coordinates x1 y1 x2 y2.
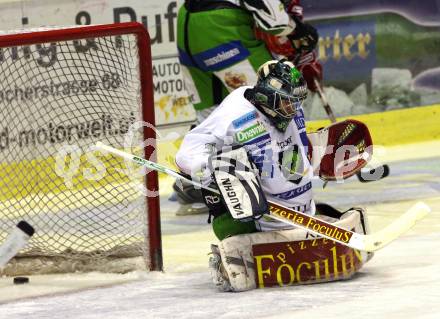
13 276 29 285
357 164 390 182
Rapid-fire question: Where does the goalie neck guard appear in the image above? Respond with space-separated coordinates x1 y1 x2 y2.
249 60 307 132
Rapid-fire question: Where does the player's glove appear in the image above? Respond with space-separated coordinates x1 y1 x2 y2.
282 0 318 53
296 51 323 92
308 119 373 181
288 16 319 53
254 0 318 61
282 0 303 20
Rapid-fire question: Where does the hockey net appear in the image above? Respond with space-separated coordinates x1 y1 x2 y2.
0 23 162 275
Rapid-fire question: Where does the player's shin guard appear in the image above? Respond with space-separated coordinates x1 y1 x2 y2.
210 208 372 291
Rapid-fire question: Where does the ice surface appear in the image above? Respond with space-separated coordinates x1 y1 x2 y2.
1 232 439 319
0 142 439 319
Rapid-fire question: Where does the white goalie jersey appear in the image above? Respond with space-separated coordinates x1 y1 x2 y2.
175 86 315 231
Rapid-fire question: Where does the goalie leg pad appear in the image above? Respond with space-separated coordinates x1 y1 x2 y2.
208 244 233 292
214 209 372 291
341 207 374 262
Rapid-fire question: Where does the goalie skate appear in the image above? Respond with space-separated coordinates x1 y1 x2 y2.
175 203 209 216
173 180 209 216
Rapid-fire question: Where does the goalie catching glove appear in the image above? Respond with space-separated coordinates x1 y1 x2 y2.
202 146 269 222
308 119 373 181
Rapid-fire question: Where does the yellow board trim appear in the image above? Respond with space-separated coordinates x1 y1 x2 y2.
306 104 440 146
0 152 144 201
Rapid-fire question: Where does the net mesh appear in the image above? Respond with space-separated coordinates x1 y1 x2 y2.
0 27 152 275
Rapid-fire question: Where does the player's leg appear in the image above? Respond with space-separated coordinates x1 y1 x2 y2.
174 6 224 214
176 5 232 116
174 7 271 214
212 205 373 291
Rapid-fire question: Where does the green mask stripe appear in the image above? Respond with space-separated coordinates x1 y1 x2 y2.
290 67 301 84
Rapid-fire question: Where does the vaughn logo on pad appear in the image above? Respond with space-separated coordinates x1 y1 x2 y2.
220 177 244 216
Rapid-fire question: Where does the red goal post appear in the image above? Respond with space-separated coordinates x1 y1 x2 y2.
0 22 162 273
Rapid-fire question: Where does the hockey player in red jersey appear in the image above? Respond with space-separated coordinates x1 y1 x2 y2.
255 0 323 93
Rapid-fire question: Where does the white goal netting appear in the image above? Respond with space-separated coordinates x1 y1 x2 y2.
0 24 160 275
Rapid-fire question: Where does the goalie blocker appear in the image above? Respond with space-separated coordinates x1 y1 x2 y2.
201 146 269 239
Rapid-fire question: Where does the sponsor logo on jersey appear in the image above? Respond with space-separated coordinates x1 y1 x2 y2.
245 134 271 150
235 122 267 143
276 136 292 149
204 48 240 67
232 111 258 128
273 181 312 200
294 108 306 130
193 41 250 71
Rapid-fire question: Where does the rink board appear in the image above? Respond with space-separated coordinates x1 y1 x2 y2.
306 104 440 146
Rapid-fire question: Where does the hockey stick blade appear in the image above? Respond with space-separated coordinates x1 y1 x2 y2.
356 164 390 183
95 143 430 252
360 202 430 251
0 220 35 268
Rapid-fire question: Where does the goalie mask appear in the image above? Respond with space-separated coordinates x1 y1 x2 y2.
253 60 307 132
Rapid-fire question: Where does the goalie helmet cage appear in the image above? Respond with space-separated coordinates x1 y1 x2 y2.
0 22 162 274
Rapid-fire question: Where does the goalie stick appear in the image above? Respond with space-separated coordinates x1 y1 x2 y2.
313 78 390 183
95 142 430 252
